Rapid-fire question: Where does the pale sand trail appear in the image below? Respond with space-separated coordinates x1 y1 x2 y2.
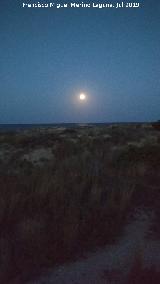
26 208 160 284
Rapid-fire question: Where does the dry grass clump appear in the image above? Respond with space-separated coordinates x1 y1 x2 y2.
0 154 134 281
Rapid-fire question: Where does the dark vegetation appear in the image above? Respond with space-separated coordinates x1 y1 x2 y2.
0 124 160 283
126 251 160 284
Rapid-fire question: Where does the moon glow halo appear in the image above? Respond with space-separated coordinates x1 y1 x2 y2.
79 93 86 100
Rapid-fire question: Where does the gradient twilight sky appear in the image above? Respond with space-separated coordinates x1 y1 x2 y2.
0 0 160 123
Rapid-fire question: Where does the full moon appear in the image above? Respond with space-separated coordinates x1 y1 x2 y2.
79 93 86 100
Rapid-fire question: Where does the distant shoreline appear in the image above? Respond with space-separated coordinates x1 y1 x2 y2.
0 122 152 132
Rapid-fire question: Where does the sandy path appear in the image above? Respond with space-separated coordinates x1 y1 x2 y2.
27 209 159 284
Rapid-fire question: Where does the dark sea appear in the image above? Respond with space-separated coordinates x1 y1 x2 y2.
0 123 112 132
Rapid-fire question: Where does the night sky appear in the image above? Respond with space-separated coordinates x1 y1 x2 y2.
0 0 160 123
